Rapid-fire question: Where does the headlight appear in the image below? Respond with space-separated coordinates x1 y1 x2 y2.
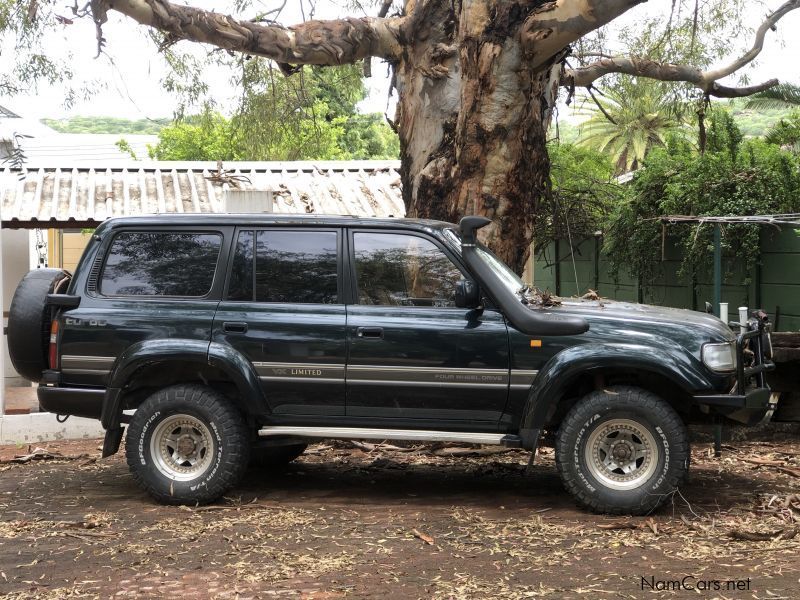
702 341 737 372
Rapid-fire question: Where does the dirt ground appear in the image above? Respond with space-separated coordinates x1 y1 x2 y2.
1 437 799 599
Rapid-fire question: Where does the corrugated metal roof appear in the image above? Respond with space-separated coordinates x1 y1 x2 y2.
0 160 404 227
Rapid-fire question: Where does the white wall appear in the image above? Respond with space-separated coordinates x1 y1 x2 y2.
2 229 32 377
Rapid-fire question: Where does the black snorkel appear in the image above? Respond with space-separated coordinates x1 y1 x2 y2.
459 216 589 336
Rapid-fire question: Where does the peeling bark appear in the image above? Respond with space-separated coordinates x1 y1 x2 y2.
103 0 403 63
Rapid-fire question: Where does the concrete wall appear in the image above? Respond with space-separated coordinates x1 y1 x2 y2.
2 229 32 377
49 229 92 273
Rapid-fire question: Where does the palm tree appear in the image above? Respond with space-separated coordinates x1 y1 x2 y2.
745 84 800 150
745 83 800 110
575 82 687 174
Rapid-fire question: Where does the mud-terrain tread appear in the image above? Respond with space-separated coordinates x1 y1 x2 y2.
125 384 250 505
555 385 690 516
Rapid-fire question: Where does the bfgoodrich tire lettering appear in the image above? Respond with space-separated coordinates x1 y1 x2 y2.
125 384 250 505
555 386 689 515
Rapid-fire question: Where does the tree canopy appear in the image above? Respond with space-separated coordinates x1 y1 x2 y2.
3 0 800 271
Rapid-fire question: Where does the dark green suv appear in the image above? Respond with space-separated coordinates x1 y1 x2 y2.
7 215 776 514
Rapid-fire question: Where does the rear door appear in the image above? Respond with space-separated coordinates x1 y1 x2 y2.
212 227 347 416
345 229 510 425
59 228 226 387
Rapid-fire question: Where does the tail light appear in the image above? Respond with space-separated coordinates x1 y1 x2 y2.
48 320 59 369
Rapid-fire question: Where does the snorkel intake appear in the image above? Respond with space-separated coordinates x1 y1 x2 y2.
458 216 589 336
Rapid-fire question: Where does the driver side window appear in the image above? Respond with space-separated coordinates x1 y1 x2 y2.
352 232 464 307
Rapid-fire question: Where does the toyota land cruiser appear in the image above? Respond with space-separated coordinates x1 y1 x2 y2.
7 215 776 514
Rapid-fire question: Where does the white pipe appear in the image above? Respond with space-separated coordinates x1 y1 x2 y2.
719 302 729 326
739 306 749 334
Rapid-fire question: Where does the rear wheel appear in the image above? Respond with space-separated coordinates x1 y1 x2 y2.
7 268 70 382
125 384 250 505
555 386 690 515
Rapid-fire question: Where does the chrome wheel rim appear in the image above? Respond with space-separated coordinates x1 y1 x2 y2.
584 418 659 490
150 414 214 482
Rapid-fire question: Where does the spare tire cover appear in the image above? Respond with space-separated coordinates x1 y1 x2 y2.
7 268 71 382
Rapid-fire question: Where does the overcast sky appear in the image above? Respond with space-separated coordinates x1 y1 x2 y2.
2 0 799 121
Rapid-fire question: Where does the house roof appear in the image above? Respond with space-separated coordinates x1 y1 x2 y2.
14 133 159 164
0 160 405 228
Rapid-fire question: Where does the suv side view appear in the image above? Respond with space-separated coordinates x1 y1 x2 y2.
7 215 778 515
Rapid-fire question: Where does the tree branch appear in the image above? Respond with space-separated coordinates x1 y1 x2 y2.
521 0 646 69
562 0 800 98
98 0 404 64
704 0 800 81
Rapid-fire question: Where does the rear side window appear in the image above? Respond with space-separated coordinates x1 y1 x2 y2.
227 229 339 304
100 232 222 297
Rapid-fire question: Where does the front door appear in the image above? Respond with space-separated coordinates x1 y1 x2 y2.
213 227 347 416
345 230 509 425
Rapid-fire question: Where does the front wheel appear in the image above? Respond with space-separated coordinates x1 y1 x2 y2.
555 386 690 515
125 384 250 505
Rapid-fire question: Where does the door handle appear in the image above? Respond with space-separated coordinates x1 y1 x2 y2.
223 321 248 334
356 327 383 339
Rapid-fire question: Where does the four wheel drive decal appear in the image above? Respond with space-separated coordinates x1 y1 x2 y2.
253 362 539 389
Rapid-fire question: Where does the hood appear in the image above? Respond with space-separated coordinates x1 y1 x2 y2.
549 298 735 343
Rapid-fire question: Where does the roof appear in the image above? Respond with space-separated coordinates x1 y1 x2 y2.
94 213 453 233
0 160 405 227
12 134 158 164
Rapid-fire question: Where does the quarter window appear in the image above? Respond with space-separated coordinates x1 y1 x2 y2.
100 232 221 297
352 232 463 307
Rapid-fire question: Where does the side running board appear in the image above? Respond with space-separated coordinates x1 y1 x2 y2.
258 426 522 447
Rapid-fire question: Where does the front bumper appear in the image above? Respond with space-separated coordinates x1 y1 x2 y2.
692 319 777 425
693 387 777 426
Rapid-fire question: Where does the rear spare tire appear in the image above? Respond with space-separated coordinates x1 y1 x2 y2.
7 268 71 382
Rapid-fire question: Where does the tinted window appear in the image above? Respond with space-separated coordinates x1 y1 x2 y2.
352 232 463 307
100 232 221 297
227 230 254 301
254 230 338 304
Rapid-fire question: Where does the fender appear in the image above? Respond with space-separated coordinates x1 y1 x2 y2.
102 338 267 428
518 342 712 449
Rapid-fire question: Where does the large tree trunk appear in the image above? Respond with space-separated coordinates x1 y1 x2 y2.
396 0 561 273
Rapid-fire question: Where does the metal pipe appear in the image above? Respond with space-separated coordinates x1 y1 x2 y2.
719 302 729 326
739 306 749 334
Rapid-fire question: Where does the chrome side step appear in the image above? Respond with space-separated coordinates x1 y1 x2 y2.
257 426 522 447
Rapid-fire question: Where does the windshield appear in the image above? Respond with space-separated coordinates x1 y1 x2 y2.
475 246 526 295
442 228 525 296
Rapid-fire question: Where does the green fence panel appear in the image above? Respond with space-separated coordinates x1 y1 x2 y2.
532 231 799 331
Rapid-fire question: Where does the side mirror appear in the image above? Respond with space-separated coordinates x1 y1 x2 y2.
455 279 481 309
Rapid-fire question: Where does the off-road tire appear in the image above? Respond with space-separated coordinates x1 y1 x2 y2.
250 443 308 469
7 268 70 382
555 386 690 515
125 384 250 505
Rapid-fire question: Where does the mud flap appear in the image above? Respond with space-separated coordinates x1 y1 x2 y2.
102 426 125 458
